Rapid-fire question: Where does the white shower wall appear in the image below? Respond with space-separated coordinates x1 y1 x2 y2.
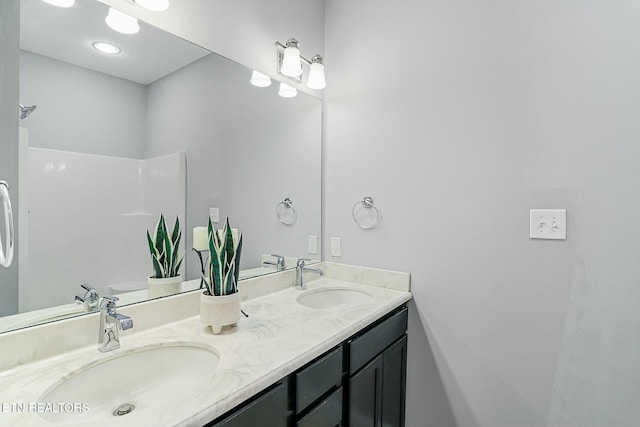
20 149 185 311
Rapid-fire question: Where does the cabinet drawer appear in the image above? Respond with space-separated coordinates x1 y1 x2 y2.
348 306 408 375
296 345 343 413
210 383 286 427
297 387 343 427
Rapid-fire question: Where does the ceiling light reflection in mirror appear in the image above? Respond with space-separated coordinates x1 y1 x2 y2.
92 41 120 55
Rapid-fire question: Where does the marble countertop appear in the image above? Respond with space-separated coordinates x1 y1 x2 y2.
0 271 411 427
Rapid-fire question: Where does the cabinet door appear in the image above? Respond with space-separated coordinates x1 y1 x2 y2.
349 335 408 427
209 383 287 427
349 354 383 427
381 336 407 427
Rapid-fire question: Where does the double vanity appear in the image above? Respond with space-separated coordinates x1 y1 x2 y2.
0 262 411 426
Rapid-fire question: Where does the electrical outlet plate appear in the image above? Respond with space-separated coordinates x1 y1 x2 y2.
209 207 220 223
308 235 318 255
530 209 567 240
330 237 341 257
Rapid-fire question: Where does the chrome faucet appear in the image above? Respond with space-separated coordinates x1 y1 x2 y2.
263 254 286 271
295 259 323 290
98 296 133 352
75 283 100 312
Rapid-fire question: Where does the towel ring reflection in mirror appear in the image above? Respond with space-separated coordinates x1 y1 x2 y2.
352 196 381 230
276 197 297 226
0 181 15 268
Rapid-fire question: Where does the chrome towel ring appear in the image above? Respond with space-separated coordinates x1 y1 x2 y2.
352 196 381 230
0 181 15 268
276 197 297 226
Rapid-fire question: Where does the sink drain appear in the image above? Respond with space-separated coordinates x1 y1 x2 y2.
113 403 135 416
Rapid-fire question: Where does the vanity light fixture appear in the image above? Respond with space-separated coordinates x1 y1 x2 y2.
134 0 170 12
280 39 303 77
250 71 272 88
306 55 326 90
278 82 297 98
92 41 121 55
42 0 75 7
276 38 326 90
105 7 140 35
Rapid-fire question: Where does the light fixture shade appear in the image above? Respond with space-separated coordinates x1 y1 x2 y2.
42 0 75 7
105 8 140 35
281 46 302 77
307 62 326 90
92 41 121 55
135 0 170 12
250 71 272 88
278 83 297 98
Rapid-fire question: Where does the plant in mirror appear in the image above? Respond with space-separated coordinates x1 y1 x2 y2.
146 214 184 298
0 0 322 333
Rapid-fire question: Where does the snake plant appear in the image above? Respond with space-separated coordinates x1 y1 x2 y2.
206 217 243 296
146 214 183 279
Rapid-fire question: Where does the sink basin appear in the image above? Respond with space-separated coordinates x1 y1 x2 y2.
38 343 219 424
297 287 373 309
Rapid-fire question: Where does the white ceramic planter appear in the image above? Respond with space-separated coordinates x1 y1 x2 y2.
200 291 241 334
147 276 182 299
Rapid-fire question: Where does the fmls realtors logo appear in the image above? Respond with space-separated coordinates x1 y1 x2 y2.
1 402 89 413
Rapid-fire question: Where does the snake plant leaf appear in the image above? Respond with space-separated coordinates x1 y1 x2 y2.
147 231 163 278
171 217 180 245
224 262 236 295
223 220 234 272
147 214 183 279
208 218 223 296
233 234 243 286
163 227 173 277
168 230 181 276
154 215 166 255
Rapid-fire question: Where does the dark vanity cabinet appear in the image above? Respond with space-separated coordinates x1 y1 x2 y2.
206 305 408 427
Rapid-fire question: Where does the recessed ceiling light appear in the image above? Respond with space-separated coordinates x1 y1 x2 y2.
41 0 75 7
105 8 140 35
92 41 121 55
135 0 170 12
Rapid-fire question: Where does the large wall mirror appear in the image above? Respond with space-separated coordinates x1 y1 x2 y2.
0 0 321 333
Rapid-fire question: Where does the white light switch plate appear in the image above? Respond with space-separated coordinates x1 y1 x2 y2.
331 237 341 257
308 235 318 255
530 209 567 240
209 207 220 223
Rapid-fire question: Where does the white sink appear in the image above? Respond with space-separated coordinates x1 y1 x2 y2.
38 343 219 424
297 287 373 309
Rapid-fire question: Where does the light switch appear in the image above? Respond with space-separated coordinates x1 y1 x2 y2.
331 237 341 257
209 207 220 223
530 209 567 240
308 235 318 255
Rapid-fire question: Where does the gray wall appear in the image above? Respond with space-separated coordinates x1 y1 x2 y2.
325 0 640 426
19 51 147 158
0 0 20 316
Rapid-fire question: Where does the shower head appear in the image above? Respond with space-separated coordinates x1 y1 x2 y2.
19 104 37 120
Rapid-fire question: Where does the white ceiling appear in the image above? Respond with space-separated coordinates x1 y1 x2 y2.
20 0 211 85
